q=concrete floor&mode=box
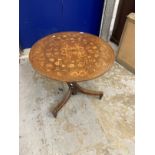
[19,47,134,155]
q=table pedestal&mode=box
[51,82,103,117]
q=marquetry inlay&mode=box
[29,32,115,82]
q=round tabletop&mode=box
[29,32,115,82]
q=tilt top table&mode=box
[29,32,115,117]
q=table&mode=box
[29,32,115,117]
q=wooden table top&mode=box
[29,32,115,82]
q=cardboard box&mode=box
[117,13,135,73]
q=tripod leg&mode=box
[75,83,103,99]
[51,87,72,117]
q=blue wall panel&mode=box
[20,0,104,48]
[62,0,104,35]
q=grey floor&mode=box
[19,43,134,155]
